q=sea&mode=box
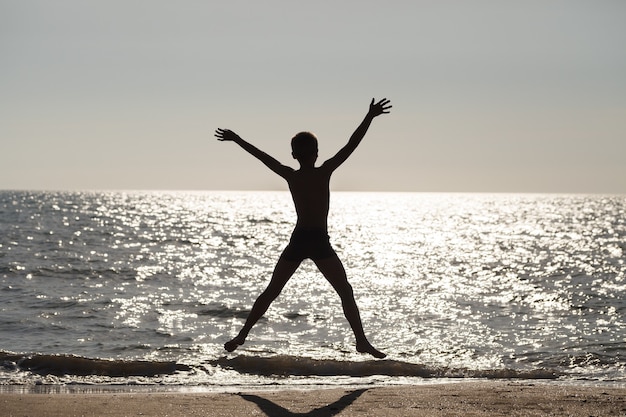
[1,190,624,391]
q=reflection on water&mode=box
[0,191,624,385]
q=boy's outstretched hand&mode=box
[215,128,241,142]
[368,98,392,118]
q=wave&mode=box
[2,351,559,381]
[208,355,560,380]
[0,352,189,377]
[197,305,252,319]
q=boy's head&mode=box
[291,131,318,162]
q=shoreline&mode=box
[1,378,625,395]
[1,381,625,417]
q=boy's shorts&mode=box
[280,227,336,261]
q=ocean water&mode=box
[0,190,624,389]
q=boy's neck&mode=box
[297,157,317,170]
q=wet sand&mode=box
[1,382,625,416]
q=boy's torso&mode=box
[286,166,332,230]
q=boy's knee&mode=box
[336,282,354,297]
[260,288,281,302]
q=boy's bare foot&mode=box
[224,335,245,352]
[356,341,386,359]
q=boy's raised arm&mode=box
[323,98,391,172]
[215,128,293,179]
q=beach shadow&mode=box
[238,388,368,417]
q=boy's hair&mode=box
[291,131,318,160]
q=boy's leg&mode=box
[224,257,301,352]
[313,255,386,359]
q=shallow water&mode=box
[1,191,624,387]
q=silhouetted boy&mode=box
[215,98,391,358]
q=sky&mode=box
[2,1,625,193]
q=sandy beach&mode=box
[1,382,625,417]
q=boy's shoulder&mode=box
[288,166,331,188]
[290,165,333,179]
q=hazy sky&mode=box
[2,1,625,193]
